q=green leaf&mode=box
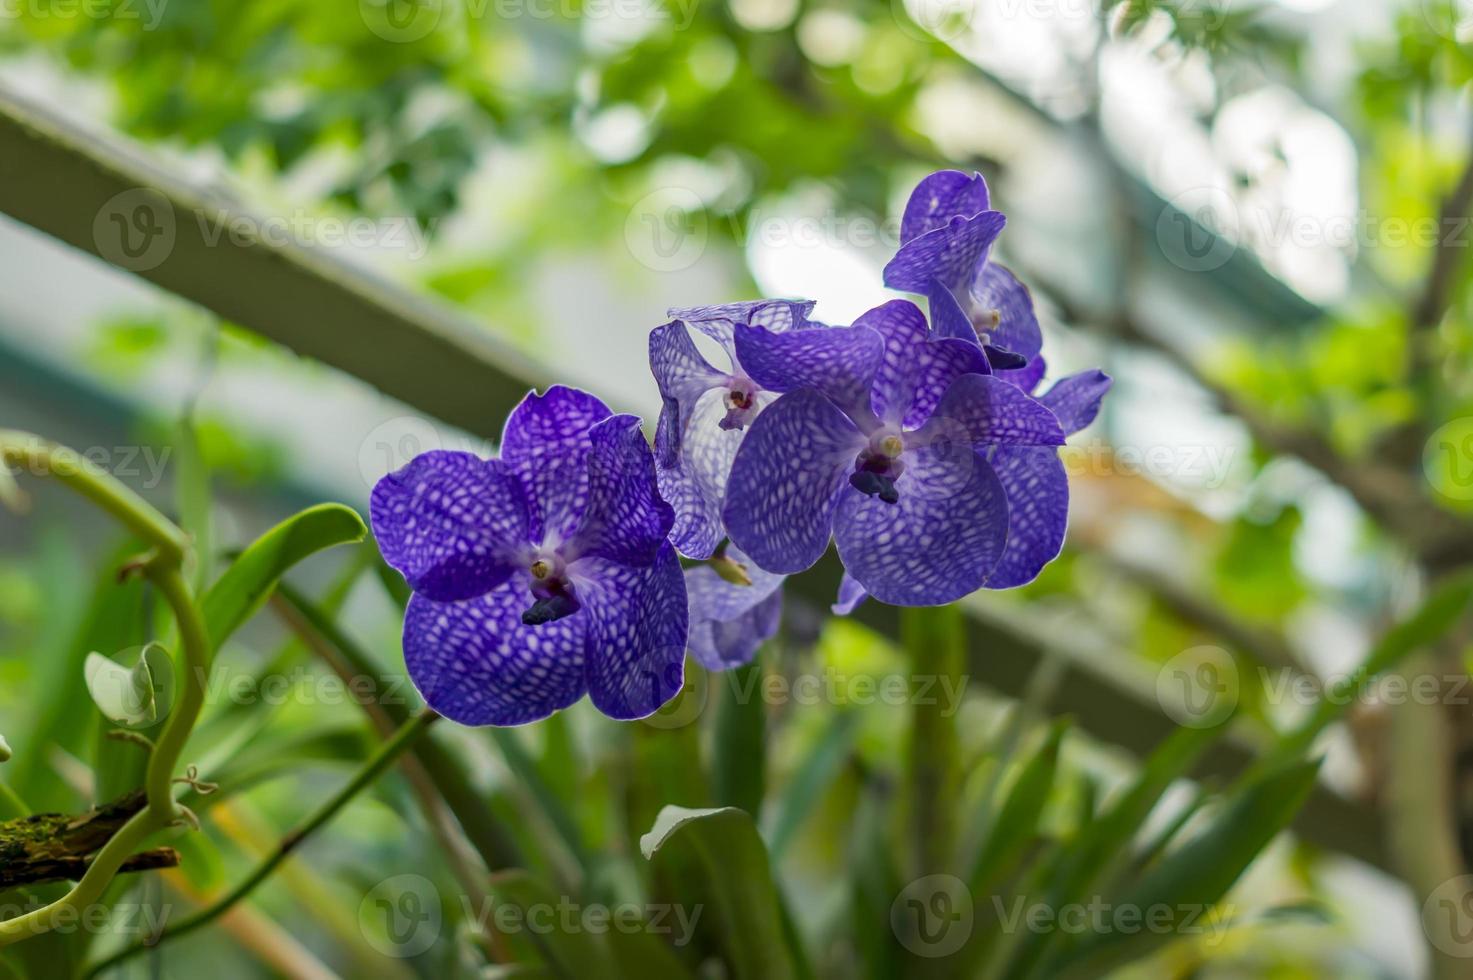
[712,662,765,815]
[1274,571,1473,762]
[487,870,609,978]
[640,806,796,980]
[993,723,1224,979]
[176,416,213,592]
[488,727,591,874]
[12,532,121,812]
[765,711,858,860]
[968,719,1066,897]
[847,784,905,980]
[83,643,173,729]
[201,503,366,649]
[1051,759,1322,977]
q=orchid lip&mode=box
[522,552,580,625]
[851,430,906,504]
[719,377,761,431]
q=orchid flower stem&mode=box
[0,431,206,948]
[903,604,965,879]
[144,565,211,820]
[82,709,440,978]
[0,431,188,563]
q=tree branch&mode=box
[0,790,180,888]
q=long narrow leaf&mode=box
[201,503,365,649]
[640,805,796,980]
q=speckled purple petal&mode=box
[883,210,1006,295]
[724,388,865,574]
[668,299,817,352]
[499,386,613,545]
[833,445,1008,606]
[832,572,869,615]
[855,299,931,424]
[689,589,782,671]
[657,387,754,559]
[574,543,688,720]
[1039,370,1113,436]
[901,338,994,430]
[685,547,786,670]
[926,278,979,344]
[685,546,786,621]
[901,170,991,242]
[650,321,727,466]
[733,322,884,414]
[996,353,1047,394]
[402,582,586,726]
[971,262,1041,359]
[985,447,1069,589]
[371,451,530,602]
[567,415,673,566]
[920,373,1066,449]
[657,456,722,561]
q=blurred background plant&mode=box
[2,0,1473,976]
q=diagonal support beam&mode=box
[0,86,550,433]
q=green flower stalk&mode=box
[0,431,206,947]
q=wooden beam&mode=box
[0,87,551,437]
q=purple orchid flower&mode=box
[650,299,818,559]
[833,365,1112,613]
[370,385,688,726]
[684,546,785,670]
[882,170,1044,387]
[722,299,1068,606]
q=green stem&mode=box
[0,809,156,945]
[272,582,523,870]
[903,604,965,877]
[143,565,210,823]
[83,709,440,978]
[0,431,187,564]
[0,431,207,950]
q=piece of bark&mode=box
[0,790,180,887]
